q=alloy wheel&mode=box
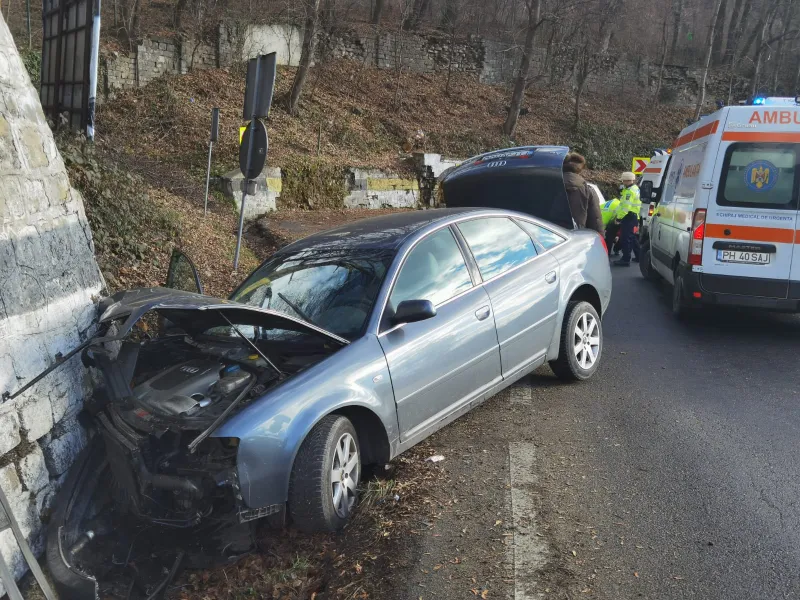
[331,433,359,518]
[573,312,600,370]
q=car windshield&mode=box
[230,249,395,340]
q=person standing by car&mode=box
[613,171,641,266]
[563,153,603,234]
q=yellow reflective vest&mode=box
[615,184,641,220]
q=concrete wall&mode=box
[220,167,282,219]
[0,15,103,593]
[344,168,420,209]
[242,23,302,66]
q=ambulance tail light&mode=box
[688,209,707,266]
[648,203,655,217]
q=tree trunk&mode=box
[654,14,669,101]
[574,75,586,127]
[770,1,795,93]
[739,14,763,60]
[711,0,728,65]
[371,0,385,25]
[695,0,724,121]
[503,0,539,137]
[669,0,684,60]
[288,0,322,116]
[750,19,767,97]
[725,0,747,59]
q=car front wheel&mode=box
[289,415,361,532]
[549,301,603,381]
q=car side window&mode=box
[517,220,566,251]
[389,228,473,309]
[457,218,538,280]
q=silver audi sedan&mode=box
[48,209,611,599]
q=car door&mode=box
[457,217,560,379]
[377,226,502,444]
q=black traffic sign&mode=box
[239,120,268,180]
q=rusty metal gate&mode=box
[40,0,94,130]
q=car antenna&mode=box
[216,311,284,378]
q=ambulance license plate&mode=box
[716,250,770,264]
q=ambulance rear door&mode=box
[700,107,800,299]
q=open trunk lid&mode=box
[439,146,573,229]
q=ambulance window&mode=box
[640,180,653,201]
[718,144,797,209]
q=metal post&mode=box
[234,57,262,271]
[203,141,213,215]
[86,0,102,141]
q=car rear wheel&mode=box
[549,301,603,381]
[672,270,691,318]
[640,249,660,281]
[289,415,361,532]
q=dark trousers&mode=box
[605,222,621,254]
[619,212,640,262]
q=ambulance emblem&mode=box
[745,160,778,192]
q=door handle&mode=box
[475,306,490,321]
[545,271,557,284]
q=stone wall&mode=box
[99,20,725,107]
[0,15,103,593]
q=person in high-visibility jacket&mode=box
[601,198,621,256]
[612,172,642,266]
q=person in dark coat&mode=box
[563,153,603,234]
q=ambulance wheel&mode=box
[672,271,691,318]
[550,301,603,382]
[639,249,659,281]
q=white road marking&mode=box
[509,440,548,600]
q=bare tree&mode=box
[669,0,685,60]
[288,0,322,116]
[654,11,669,101]
[371,0,385,24]
[503,0,543,137]
[695,0,725,121]
[572,37,616,127]
[711,0,729,64]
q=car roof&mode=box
[276,208,485,254]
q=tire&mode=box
[288,415,361,532]
[672,270,691,318]
[549,301,603,382]
[639,249,660,281]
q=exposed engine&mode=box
[91,335,286,528]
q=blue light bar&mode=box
[753,97,766,105]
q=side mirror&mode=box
[392,299,436,325]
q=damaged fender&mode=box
[214,334,399,509]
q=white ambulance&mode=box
[640,96,800,316]
[637,149,671,244]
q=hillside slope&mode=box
[97,59,692,197]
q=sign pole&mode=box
[233,60,262,272]
[203,141,213,215]
[86,0,102,141]
[204,107,219,216]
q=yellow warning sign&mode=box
[632,157,650,175]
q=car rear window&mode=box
[458,218,538,280]
[718,144,798,210]
[516,220,566,250]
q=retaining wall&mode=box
[0,14,103,593]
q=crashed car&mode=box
[46,204,611,597]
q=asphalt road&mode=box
[527,264,800,599]
[389,264,800,600]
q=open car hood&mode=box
[98,287,350,345]
[439,146,574,229]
